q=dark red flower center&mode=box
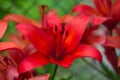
[48,24,68,61]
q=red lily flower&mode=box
[16,11,102,73]
[0,39,47,80]
[72,0,120,73]
[0,54,49,80]
[0,42,24,80]
[72,0,120,31]
[0,20,49,80]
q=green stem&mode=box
[82,59,110,79]
[51,64,58,80]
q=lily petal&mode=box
[0,42,23,52]
[93,0,111,16]
[72,44,102,63]
[72,4,100,15]
[118,57,120,67]
[113,26,120,35]
[16,24,52,56]
[18,52,49,73]
[104,47,117,72]
[0,42,24,64]
[81,27,106,45]
[0,20,7,39]
[92,16,109,26]
[7,33,29,48]
[4,14,40,27]
[63,15,90,53]
[60,14,74,23]
[43,10,61,32]
[105,36,120,49]
[112,0,120,21]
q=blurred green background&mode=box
[0,0,110,80]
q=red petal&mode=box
[4,14,40,27]
[104,47,117,72]
[92,16,109,26]
[49,55,74,68]
[0,42,24,64]
[72,44,102,63]
[81,27,106,45]
[60,14,74,23]
[18,52,49,73]
[7,33,29,48]
[118,57,120,67]
[0,20,7,39]
[43,10,61,32]
[104,36,120,49]
[16,24,52,56]
[63,15,90,53]
[44,11,63,45]
[23,44,37,56]
[72,4,100,15]
[93,0,111,16]
[112,0,120,21]
[29,74,49,80]
[113,26,120,35]
[6,66,19,80]
[0,42,23,52]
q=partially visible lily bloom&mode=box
[0,20,49,80]
[16,10,102,73]
[72,0,120,73]
[0,22,23,79]
[0,20,19,80]
[0,54,49,80]
[0,42,49,80]
[72,0,120,31]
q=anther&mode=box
[60,31,64,34]
[62,23,65,28]
[61,23,65,31]
[55,25,58,32]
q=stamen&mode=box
[59,23,66,35]
[61,24,65,31]
[65,31,68,37]
[3,57,9,65]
